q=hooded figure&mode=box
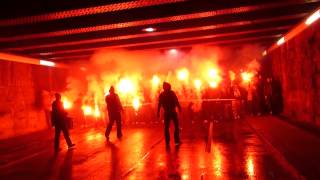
[157,82,182,146]
[105,86,123,140]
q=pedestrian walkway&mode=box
[247,115,320,180]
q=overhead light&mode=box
[40,60,55,67]
[305,10,320,25]
[168,48,178,54]
[262,50,267,56]
[143,27,156,32]
[277,37,285,46]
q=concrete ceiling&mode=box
[0,0,319,62]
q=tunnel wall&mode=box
[269,21,320,126]
[0,60,68,140]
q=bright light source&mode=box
[93,106,101,117]
[305,10,320,25]
[62,98,72,109]
[104,91,110,97]
[241,72,254,83]
[143,27,156,32]
[168,48,178,55]
[39,60,55,67]
[177,68,189,81]
[151,75,160,87]
[208,68,218,78]
[262,50,267,56]
[117,78,134,95]
[209,81,218,88]
[132,97,141,111]
[82,106,92,116]
[194,79,202,90]
[80,67,87,71]
[277,37,285,46]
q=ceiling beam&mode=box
[0,1,315,42]
[34,35,278,60]
[0,0,186,27]
[2,13,303,52]
[25,26,291,55]
[30,30,283,57]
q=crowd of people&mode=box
[50,74,283,151]
[180,75,284,126]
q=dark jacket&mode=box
[51,100,67,127]
[157,90,181,114]
[105,93,123,115]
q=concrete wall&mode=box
[0,60,67,139]
[269,21,320,126]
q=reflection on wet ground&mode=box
[0,120,296,179]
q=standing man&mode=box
[157,82,182,146]
[51,93,75,152]
[105,86,123,140]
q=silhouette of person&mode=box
[157,82,182,146]
[105,86,123,140]
[51,93,75,151]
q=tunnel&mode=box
[0,0,320,179]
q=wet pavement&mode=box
[248,116,320,180]
[0,119,299,179]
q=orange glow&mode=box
[62,97,72,109]
[158,162,165,167]
[209,81,218,88]
[131,132,143,155]
[80,67,87,71]
[86,134,94,141]
[82,105,93,116]
[241,72,254,83]
[168,48,178,55]
[56,46,273,131]
[86,133,103,142]
[181,174,190,180]
[208,68,218,78]
[206,67,222,87]
[117,78,135,95]
[229,71,236,81]
[132,97,141,111]
[115,76,143,110]
[213,145,222,177]
[194,79,202,90]
[177,68,189,81]
[262,50,267,56]
[151,75,160,87]
[246,155,255,177]
[93,105,101,117]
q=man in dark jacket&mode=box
[105,86,123,140]
[157,82,182,146]
[51,93,75,151]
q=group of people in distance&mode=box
[51,81,182,152]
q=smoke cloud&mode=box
[63,44,264,110]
